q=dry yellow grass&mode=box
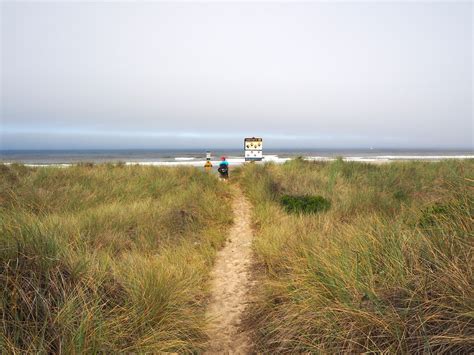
[236,159,473,353]
[0,163,232,353]
[2,160,472,353]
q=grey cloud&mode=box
[1,1,472,149]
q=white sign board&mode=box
[244,137,263,161]
[245,150,263,159]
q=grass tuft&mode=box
[237,159,474,353]
[0,163,232,353]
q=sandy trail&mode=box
[205,185,254,354]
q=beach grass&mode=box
[0,163,232,353]
[236,159,473,353]
[2,159,472,353]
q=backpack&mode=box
[218,164,228,174]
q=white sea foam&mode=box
[126,160,207,167]
[19,163,72,168]
[305,155,473,163]
[375,155,473,160]
[6,154,472,168]
[263,155,291,163]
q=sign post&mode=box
[244,137,263,162]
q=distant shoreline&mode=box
[1,154,473,167]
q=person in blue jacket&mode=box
[217,156,229,180]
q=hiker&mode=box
[217,156,229,180]
[204,160,213,172]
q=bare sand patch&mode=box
[205,186,254,354]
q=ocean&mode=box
[0,149,472,166]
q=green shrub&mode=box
[280,194,331,214]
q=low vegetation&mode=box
[0,163,232,353]
[2,159,472,353]
[237,159,473,353]
[280,194,331,214]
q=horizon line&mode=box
[1,147,473,152]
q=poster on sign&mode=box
[244,137,263,161]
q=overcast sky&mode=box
[1,1,472,150]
